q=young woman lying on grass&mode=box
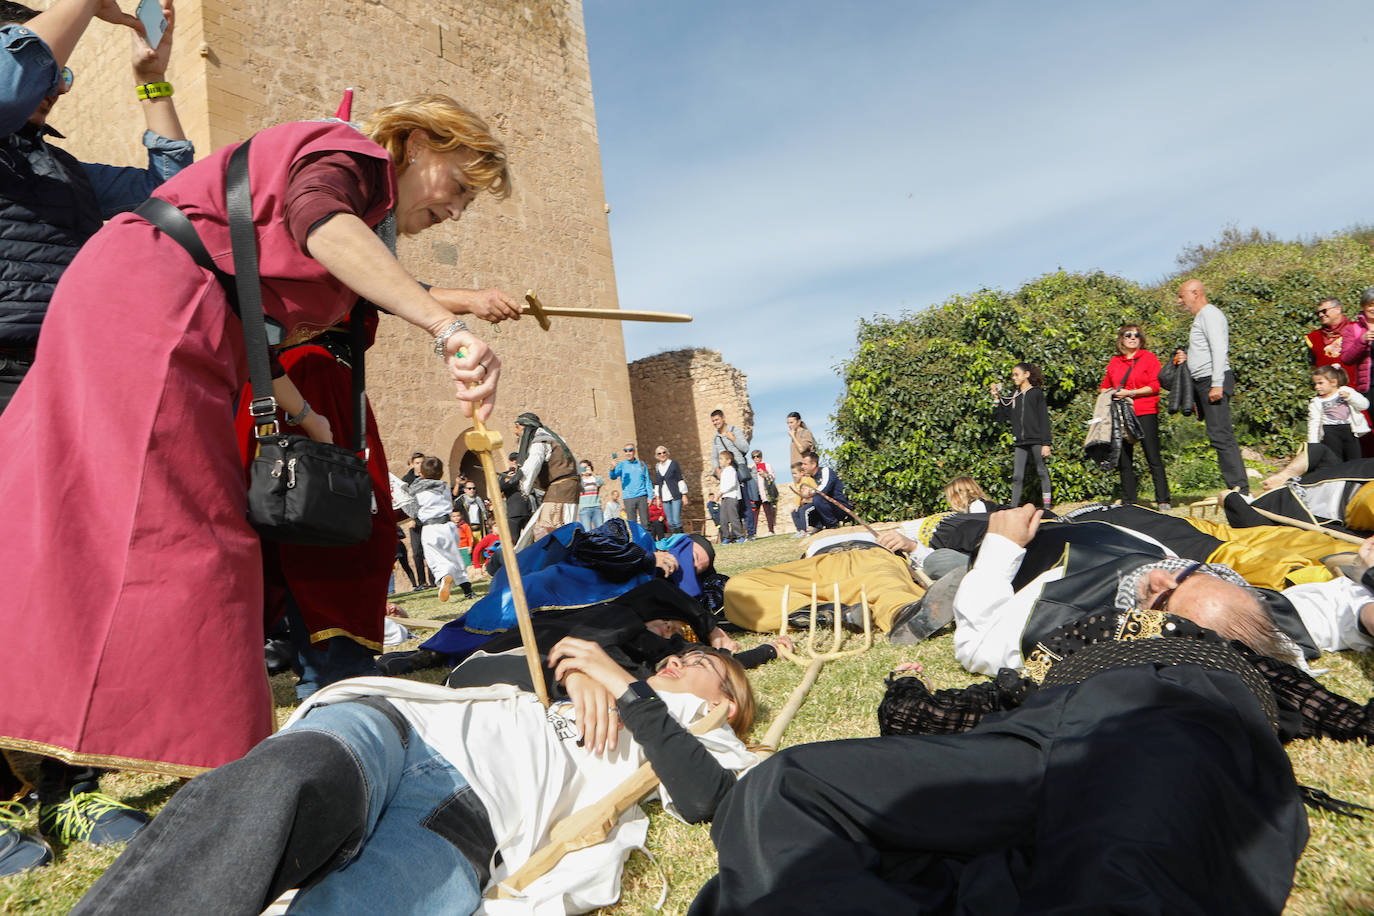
[70,638,757,915]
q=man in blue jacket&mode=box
[0,0,193,413]
[610,442,652,530]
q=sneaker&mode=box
[1156,502,1172,511]
[0,804,52,876]
[375,647,446,676]
[460,581,473,599]
[39,785,148,846]
[439,574,453,602]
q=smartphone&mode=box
[135,0,167,50]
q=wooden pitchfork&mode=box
[758,582,873,753]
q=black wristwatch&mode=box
[618,680,657,707]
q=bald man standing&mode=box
[1172,279,1248,493]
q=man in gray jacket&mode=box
[1172,279,1248,494]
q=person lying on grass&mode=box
[880,503,1373,665]
[70,638,757,916]
[384,517,736,673]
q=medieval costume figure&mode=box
[385,519,725,670]
[0,101,504,777]
[690,643,1308,916]
[72,640,757,916]
[512,412,581,548]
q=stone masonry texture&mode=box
[52,0,637,502]
[626,348,798,535]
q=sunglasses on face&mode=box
[1122,331,1141,339]
[1318,306,1338,315]
[1149,561,1208,612]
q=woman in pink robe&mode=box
[0,96,514,777]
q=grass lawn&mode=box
[3,532,1374,915]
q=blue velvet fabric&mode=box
[421,519,688,662]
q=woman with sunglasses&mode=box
[1100,324,1171,510]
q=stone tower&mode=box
[626,348,756,532]
[54,0,635,497]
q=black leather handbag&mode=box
[137,139,373,546]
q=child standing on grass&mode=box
[717,451,745,543]
[1307,365,1369,461]
[406,457,473,602]
[991,362,1053,509]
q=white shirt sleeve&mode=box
[1308,396,1324,442]
[951,533,1061,675]
[519,441,551,496]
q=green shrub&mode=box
[833,232,1374,518]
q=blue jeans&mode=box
[663,498,683,532]
[741,477,759,536]
[284,593,378,701]
[72,701,489,916]
[579,505,605,531]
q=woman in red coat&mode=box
[0,96,514,796]
[1099,323,1171,509]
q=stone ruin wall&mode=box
[56,0,636,500]
[627,348,801,536]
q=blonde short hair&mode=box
[361,94,511,199]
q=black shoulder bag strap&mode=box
[225,140,366,454]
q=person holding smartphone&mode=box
[0,0,192,413]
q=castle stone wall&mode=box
[629,348,779,534]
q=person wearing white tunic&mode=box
[70,639,756,916]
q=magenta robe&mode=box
[0,121,396,776]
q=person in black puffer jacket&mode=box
[990,361,1053,509]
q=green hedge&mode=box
[833,235,1374,519]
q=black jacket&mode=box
[651,459,686,500]
[0,123,103,346]
[995,387,1052,446]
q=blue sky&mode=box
[583,0,1374,472]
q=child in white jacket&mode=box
[1308,365,1370,461]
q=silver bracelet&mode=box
[433,318,470,360]
[284,401,313,426]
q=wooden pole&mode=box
[463,412,550,707]
[1250,505,1367,546]
[759,659,824,753]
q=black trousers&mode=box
[1119,412,1171,503]
[408,524,434,586]
[1319,424,1361,462]
[690,664,1306,916]
[1191,373,1248,492]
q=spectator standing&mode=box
[750,449,778,535]
[717,451,745,543]
[788,463,814,535]
[458,480,487,539]
[711,409,757,536]
[0,0,193,414]
[990,362,1053,509]
[1172,279,1248,493]
[498,451,532,542]
[1307,365,1369,461]
[609,442,652,529]
[1099,324,1171,510]
[603,487,623,521]
[785,411,816,467]
[577,459,604,531]
[1306,297,1364,384]
[652,444,688,534]
[1352,288,1374,399]
[706,491,721,528]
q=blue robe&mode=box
[421,519,703,662]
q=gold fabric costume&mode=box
[723,548,923,633]
[1186,517,1345,589]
